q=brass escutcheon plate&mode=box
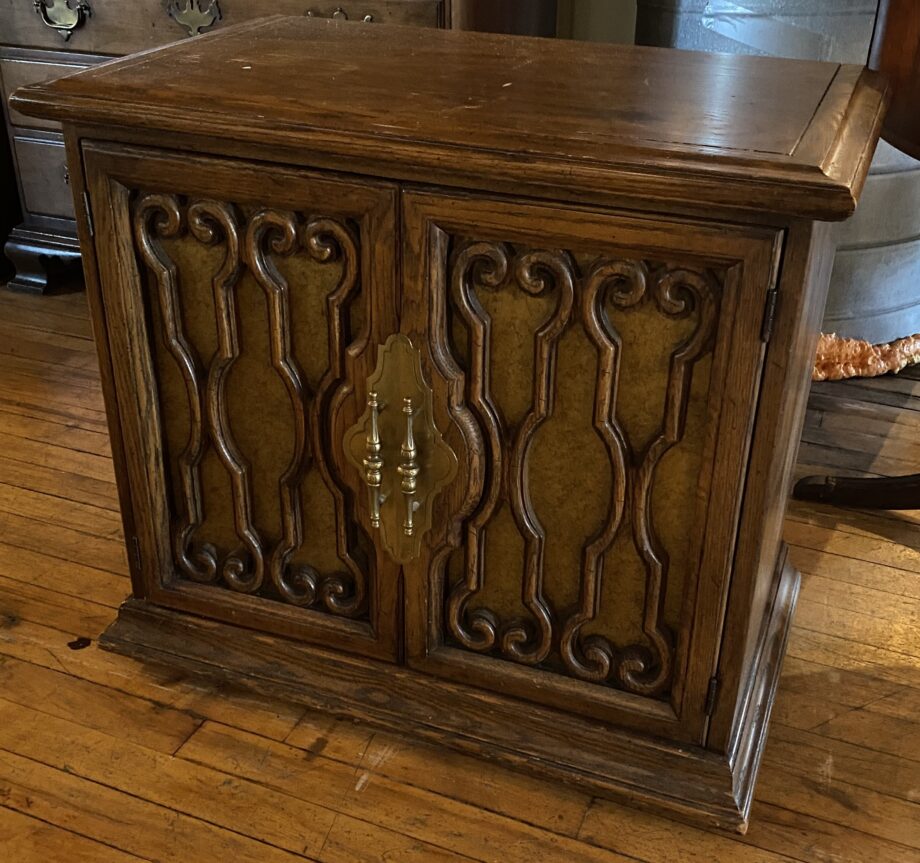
[344,334,457,563]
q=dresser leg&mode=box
[4,228,82,295]
[794,472,920,510]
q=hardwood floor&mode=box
[0,287,918,862]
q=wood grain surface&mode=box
[10,16,888,220]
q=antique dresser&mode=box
[2,0,510,292]
[11,18,885,830]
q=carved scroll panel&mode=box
[438,238,722,699]
[134,192,372,620]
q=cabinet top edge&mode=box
[10,16,888,221]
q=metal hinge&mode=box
[760,287,779,342]
[131,535,141,572]
[82,191,94,237]
[705,676,720,716]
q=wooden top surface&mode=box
[11,16,888,220]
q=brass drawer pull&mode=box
[33,0,92,42]
[306,8,375,22]
[168,0,222,37]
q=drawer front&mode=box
[1,1,442,54]
[13,131,73,218]
[1,49,102,130]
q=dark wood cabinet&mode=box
[11,17,885,831]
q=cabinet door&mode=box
[400,191,782,742]
[83,143,400,660]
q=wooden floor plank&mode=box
[788,544,920,600]
[0,747,318,863]
[0,367,107,413]
[793,596,920,660]
[813,706,920,765]
[0,805,148,863]
[753,756,920,851]
[0,542,129,609]
[784,520,920,572]
[578,801,803,863]
[764,723,920,803]
[742,804,920,863]
[0,510,128,576]
[177,721,637,863]
[0,698,474,863]
[786,627,920,689]
[0,576,125,639]
[284,712,592,837]
[769,655,904,731]
[0,615,306,743]
[0,290,95,339]
[800,424,920,465]
[0,657,201,754]
[806,391,920,429]
[0,407,112,457]
[0,454,120,511]
[0,482,124,540]
[0,429,116,483]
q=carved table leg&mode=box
[793,472,920,510]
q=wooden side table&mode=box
[11,17,885,830]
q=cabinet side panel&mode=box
[709,220,834,754]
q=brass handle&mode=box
[33,0,92,42]
[397,398,420,537]
[344,335,457,563]
[306,8,374,21]
[168,0,222,37]
[362,391,385,528]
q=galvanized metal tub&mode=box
[636,0,920,346]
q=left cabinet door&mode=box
[83,142,401,661]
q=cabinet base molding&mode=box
[3,224,81,294]
[100,559,799,832]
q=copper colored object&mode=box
[813,331,920,381]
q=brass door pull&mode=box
[362,391,385,528]
[398,398,420,537]
[33,0,91,42]
[345,335,457,563]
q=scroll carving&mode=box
[133,194,368,615]
[446,242,507,653]
[191,200,265,594]
[558,259,644,682]
[442,239,720,698]
[502,251,575,665]
[446,242,576,666]
[245,210,315,604]
[302,217,368,616]
[134,194,218,586]
[615,267,717,696]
